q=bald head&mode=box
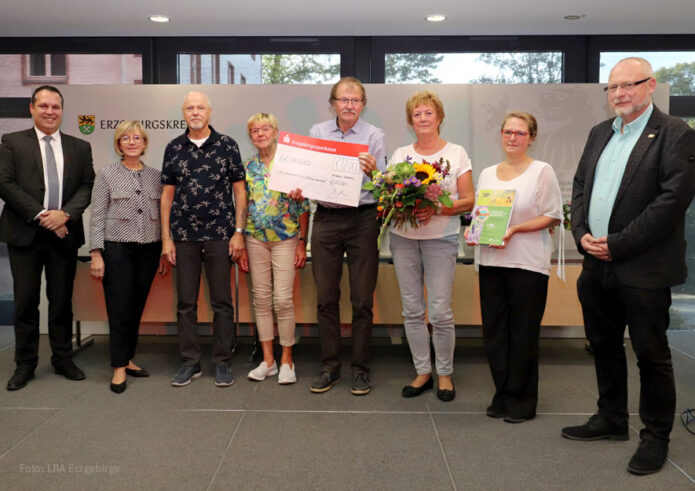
[610,57,653,80]
[183,91,211,109]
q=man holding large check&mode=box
[288,76,386,396]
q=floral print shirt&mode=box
[161,126,245,241]
[244,154,310,242]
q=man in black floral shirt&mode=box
[161,91,246,388]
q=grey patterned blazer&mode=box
[89,161,162,250]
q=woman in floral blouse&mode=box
[239,113,310,384]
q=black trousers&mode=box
[311,204,379,375]
[577,263,675,443]
[175,240,235,366]
[8,229,78,367]
[479,265,549,419]
[102,241,161,368]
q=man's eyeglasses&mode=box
[603,77,652,93]
[334,97,363,106]
[502,130,529,138]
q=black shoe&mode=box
[561,414,629,441]
[309,371,340,393]
[504,414,534,424]
[7,366,35,391]
[437,384,456,402]
[486,403,505,419]
[351,373,372,396]
[110,381,127,394]
[402,377,434,398]
[627,439,668,475]
[53,360,86,381]
[125,367,149,378]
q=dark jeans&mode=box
[577,263,675,443]
[8,229,77,367]
[479,265,549,419]
[102,241,161,368]
[175,240,235,366]
[311,204,379,376]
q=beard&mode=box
[611,98,649,120]
[187,119,206,131]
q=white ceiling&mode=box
[2,0,695,37]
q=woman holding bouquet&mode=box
[238,113,310,385]
[390,91,474,401]
[466,112,562,422]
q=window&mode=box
[228,62,235,84]
[385,52,564,84]
[599,51,695,96]
[177,54,340,84]
[0,53,144,135]
[24,54,67,83]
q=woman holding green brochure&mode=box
[466,111,563,423]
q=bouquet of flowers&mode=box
[363,156,453,248]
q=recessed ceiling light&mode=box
[426,14,447,22]
[563,14,586,20]
[148,15,170,23]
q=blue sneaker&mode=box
[171,364,201,387]
[214,364,235,387]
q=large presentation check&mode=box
[268,131,368,207]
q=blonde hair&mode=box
[405,91,445,133]
[501,111,538,140]
[246,112,279,139]
[113,120,148,156]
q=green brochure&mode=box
[468,189,516,246]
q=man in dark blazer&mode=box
[0,85,95,390]
[562,58,695,475]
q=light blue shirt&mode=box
[588,104,654,238]
[309,117,386,207]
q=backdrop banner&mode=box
[58,82,669,253]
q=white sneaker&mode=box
[247,361,278,381]
[278,363,297,385]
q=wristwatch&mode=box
[298,237,307,242]
[235,227,245,234]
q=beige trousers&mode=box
[246,236,298,346]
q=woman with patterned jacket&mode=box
[89,120,169,394]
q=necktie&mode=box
[43,135,60,210]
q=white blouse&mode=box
[389,142,472,240]
[476,160,563,276]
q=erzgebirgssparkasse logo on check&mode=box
[78,115,95,135]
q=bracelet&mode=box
[298,237,307,242]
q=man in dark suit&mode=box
[0,85,95,390]
[562,58,695,475]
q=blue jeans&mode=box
[390,232,458,376]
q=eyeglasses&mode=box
[250,125,274,135]
[120,135,143,143]
[603,77,652,93]
[334,97,363,106]
[502,130,529,138]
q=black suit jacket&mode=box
[0,128,95,249]
[571,105,695,289]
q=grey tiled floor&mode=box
[0,332,694,490]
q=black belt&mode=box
[316,203,377,214]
